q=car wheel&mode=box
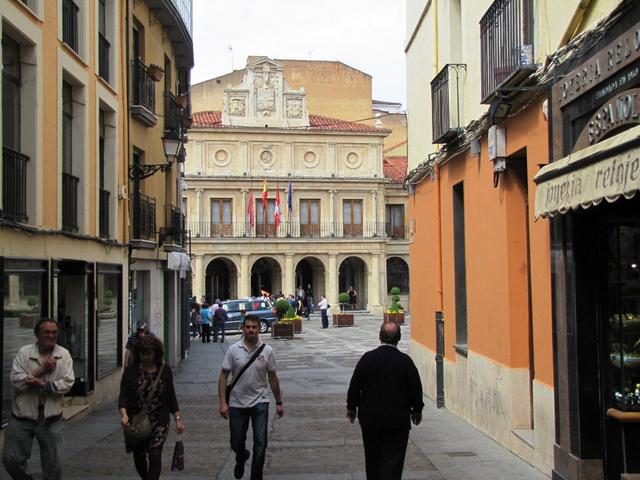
[260,320,269,334]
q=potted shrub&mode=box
[274,298,291,320]
[333,292,355,327]
[384,287,405,324]
[284,307,303,334]
[272,316,294,339]
[147,63,164,82]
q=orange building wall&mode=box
[409,99,554,386]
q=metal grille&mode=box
[1,147,29,223]
[431,64,466,144]
[62,172,79,232]
[99,188,110,238]
[132,193,156,240]
[132,60,155,113]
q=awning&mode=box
[167,252,191,278]
[534,125,640,219]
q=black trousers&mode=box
[360,424,409,480]
[201,324,211,343]
[320,309,328,328]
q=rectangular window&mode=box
[343,199,363,236]
[98,110,109,238]
[62,81,78,232]
[256,199,276,237]
[98,0,109,82]
[2,259,48,425]
[300,199,320,237]
[210,198,232,237]
[453,183,468,349]
[62,0,79,53]
[385,204,405,239]
[2,35,21,151]
[96,264,121,378]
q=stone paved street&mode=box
[19,312,548,479]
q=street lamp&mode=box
[128,131,183,181]
[162,130,182,162]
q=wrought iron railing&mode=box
[62,0,79,53]
[62,172,79,232]
[99,189,110,238]
[131,193,156,241]
[431,64,466,144]
[132,59,155,113]
[162,204,185,245]
[98,33,110,82]
[164,91,182,133]
[187,221,410,240]
[1,147,29,223]
[480,0,534,102]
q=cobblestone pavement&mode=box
[16,312,549,479]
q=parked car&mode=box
[221,298,276,333]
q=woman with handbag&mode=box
[119,335,185,479]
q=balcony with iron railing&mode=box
[131,193,156,241]
[1,147,29,223]
[164,91,183,133]
[99,189,110,238]
[480,0,535,104]
[160,204,185,246]
[98,33,110,82]
[62,172,79,232]
[62,0,79,53]
[187,221,410,240]
[131,59,157,127]
[431,64,466,144]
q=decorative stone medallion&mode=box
[345,152,362,169]
[303,151,319,168]
[213,149,231,167]
[259,150,275,168]
[287,98,303,118]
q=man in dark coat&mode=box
[347,322,424,480]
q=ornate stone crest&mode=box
[287,98,304,119]
[229,97,246,117]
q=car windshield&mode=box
[223,299,271,312]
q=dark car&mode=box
[222,298,276,333]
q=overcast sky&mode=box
[191,0,407,106]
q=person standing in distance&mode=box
[318,294,329,328]
[218,315,284,480]
[347,322,424,480]
[2,319,75,480]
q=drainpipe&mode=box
[559,0,593,47]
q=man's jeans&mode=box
[2,409,64,480]
[229,402,269,480]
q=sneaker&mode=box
[234,449,250,479]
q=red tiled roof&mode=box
[191,111,388,134]
[384,156,408,183]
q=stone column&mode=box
[195,188,203,237]
[328,190,336,237]
[284,253,295,296]
[240,254,250,298]
[370,253,382,314]
[194,255,205,300]
[370,190,378,237]
[328,253,338,306]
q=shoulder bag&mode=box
[123,363,166,445]
[225,344,266,404]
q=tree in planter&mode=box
[338,292,350,312]
[274,298,291,321]
[385,287,405,324]
[27,296,39,311]
[284,306,303,333]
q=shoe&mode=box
[234,449,250,479]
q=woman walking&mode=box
[119,335,185,479]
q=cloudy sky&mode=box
[191,0,407,106]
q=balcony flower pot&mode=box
[182,116,193,129]
[147,64,164,82]
[384,312,405,324]
[272,321,294,339]
[174,94,189,108]
[332,313,354,327]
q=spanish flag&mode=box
[261,180,268,212]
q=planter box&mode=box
[19,313,40,329]
[292,318,302,334]
[384,312,405,324]
[272,322,294,338]
[333,313,354,327]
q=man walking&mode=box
[3,318,75,480]
[213,300,228,343]
[200,303,212,343]
[347,322,423,480]
[318,294,329,328]
[218,315,284,479]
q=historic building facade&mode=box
[184,58,410,313]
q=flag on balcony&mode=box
[274,187,282,229]
[248,191,255,227]
[261,179,268,212]
[286,180,293,213]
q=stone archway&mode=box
[339,256,368,310]
[295,256,326,304]
[251,257,282,298]
[386,257,409,294]
[205,258,238,302]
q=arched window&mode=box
[387,257,409,294]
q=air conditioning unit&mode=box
[488,126,506,173]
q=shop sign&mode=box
[555,21,640,107]
[574,87,640,150]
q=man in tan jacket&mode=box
[2,318,75,480]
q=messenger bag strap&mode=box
[227,343,266,393]
[143,363,166,407]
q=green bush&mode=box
[104,289,114,299]
[284,307,296,319]
[27,296,39,307]
[338,292,350,304]
[388,289,403,313]
[390,286,401,296]
[274,299,291,319]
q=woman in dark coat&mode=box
[119,335,185,479]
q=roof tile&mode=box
[384,156,408,183]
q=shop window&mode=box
[96,264,121,378]
[2,259,48,425]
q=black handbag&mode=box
[171,433,184,471]
[123,363,165,445]
[225,344,266,403]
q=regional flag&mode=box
[261,179,268,212]
[248,191,255,227]
[274,187,282,229]
[286,180,293,213]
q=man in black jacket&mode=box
[347,322,424,480]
